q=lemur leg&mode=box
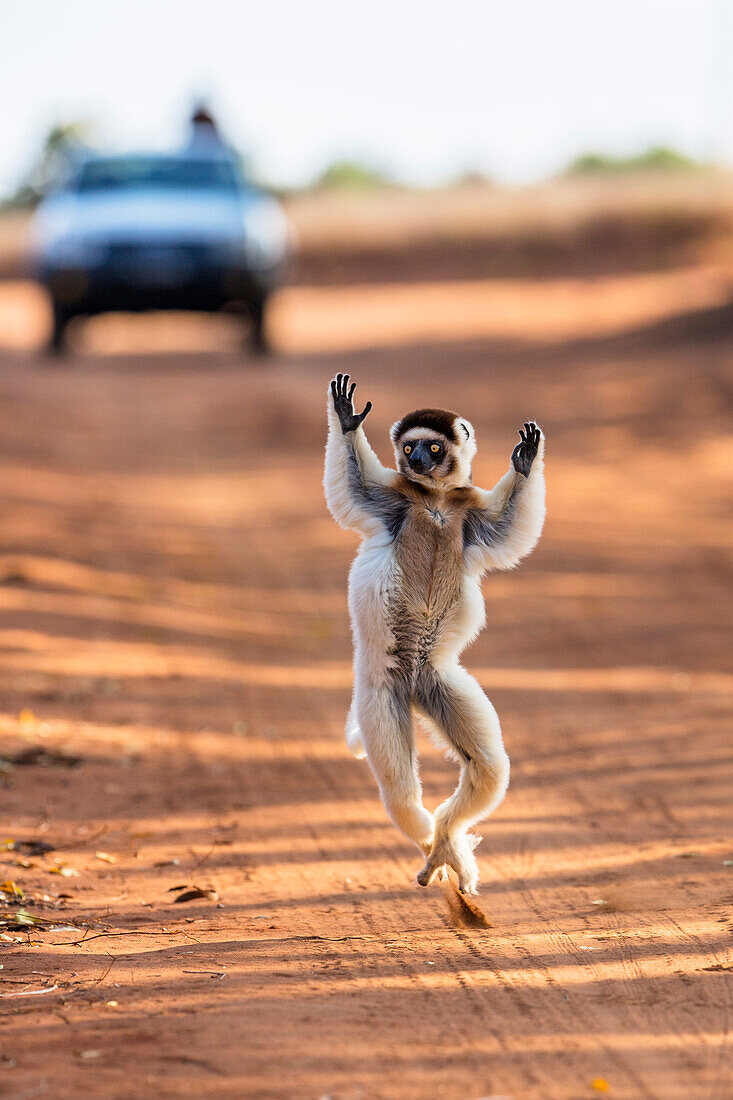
[414,663,510,894]
[345,697,366,759]
[356,677,435,854]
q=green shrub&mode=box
[314,160,394,190]
[567,145,700,175]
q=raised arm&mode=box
[463,422,546,572]
[324,374,406,538]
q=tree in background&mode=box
[3,122,91,209]
[566,145,700,175]
[314,160,394,191]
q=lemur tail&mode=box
[345,703,367,759]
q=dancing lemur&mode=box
[324,374,546,893]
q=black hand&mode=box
[330,373,372,434]
[511,421,541,477]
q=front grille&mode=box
[106,241,220,267]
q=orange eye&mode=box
[403,444,412,454]
[430,444,440,454]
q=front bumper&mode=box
[42,244,277,313]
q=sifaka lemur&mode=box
[324,374,546,893]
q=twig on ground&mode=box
[0,984,59,998]
[87,954,116,988]
[188,844,216,876]
[55,927,201,947]
[66,824,110,850]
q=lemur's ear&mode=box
[456,418,474,442]
[389,420,402,443]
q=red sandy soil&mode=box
[1,264,733,356]
[0,274,731,1100]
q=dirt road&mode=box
[0,282,731,1099]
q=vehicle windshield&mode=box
[74,156,241,195]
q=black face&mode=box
[402,437,445,476]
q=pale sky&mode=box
[1,0,730,194]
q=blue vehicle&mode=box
[32,147,290,354]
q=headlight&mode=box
[45,235,108,266]
[242,201,289,270]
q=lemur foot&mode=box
[418,815,437,858]
[416,853,448,883]
[330,373,372,434]
[511,421,541,477]
[417,831,480,895]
